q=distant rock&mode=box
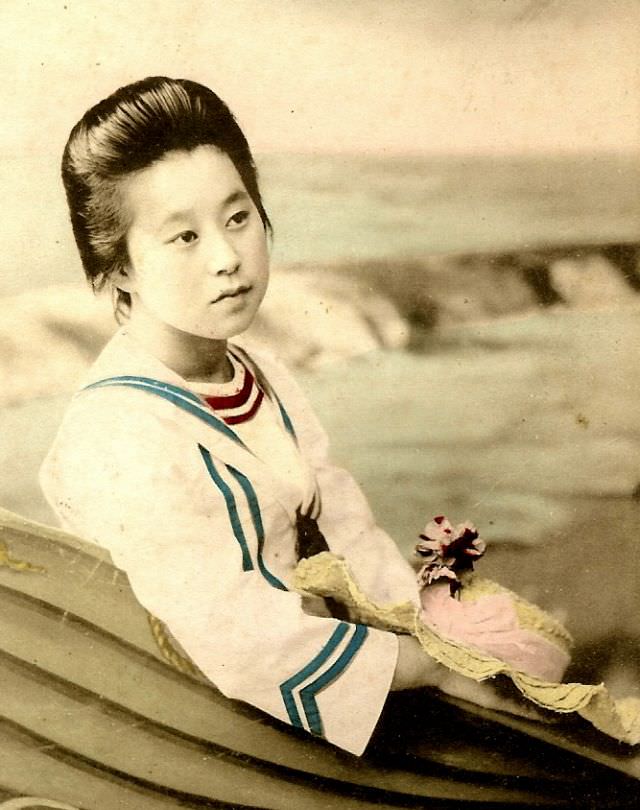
[241,270,409,368]
[0,284,113,407]
[550,254,639,308]
[337,242,640,332]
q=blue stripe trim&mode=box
[276,398,297,441]
[83,375,204,403]
[300,624,369,736]
[83,376,247,448]
[279,622,350,730]
[225,465,288,592]
[198,446,253,572]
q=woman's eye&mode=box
[227,210,250,228]
[173,230,198,245]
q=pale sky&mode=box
[1,0,639,156]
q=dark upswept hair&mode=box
[62,76,271,317]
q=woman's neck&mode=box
[125,308,232,384]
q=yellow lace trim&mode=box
[293,552,640,746]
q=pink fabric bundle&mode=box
[419,583,570,682]
[416,517,570,682]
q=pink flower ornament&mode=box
[415,515,486,595]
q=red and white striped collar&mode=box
[191,349,265,426]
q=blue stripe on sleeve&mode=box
[225,465,288,592]
[198,445,254,572]
[299,624,369,736]
[279,622,350,730]
[82,377,247,448]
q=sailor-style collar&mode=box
[77,329,314,523]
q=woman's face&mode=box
[120,145,269,341]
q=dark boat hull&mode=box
[0,510,637,809]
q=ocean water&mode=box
[1,151,639,297]
[261,152,640,264]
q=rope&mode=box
[146,612,201,678]
[0,536,199,681]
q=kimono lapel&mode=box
[83,374,250,450]
[79,331,305,522]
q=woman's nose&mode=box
[206,233,240,275]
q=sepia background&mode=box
[1,0,640,707]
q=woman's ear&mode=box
[114,264,136,294]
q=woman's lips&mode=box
[211,285,252,304]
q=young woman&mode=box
[41,76,527,756]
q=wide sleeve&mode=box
[39,391,398,756]
[246,348,421,609]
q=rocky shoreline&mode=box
[1,241,638,408]
[311,241,640,338]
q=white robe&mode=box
[40,329,419,755]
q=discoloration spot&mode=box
[0,541,46,574]
[575,413,589,428]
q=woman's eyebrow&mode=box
[157,190,251,230]
[157,209,193,229]
[224,189,251,206]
